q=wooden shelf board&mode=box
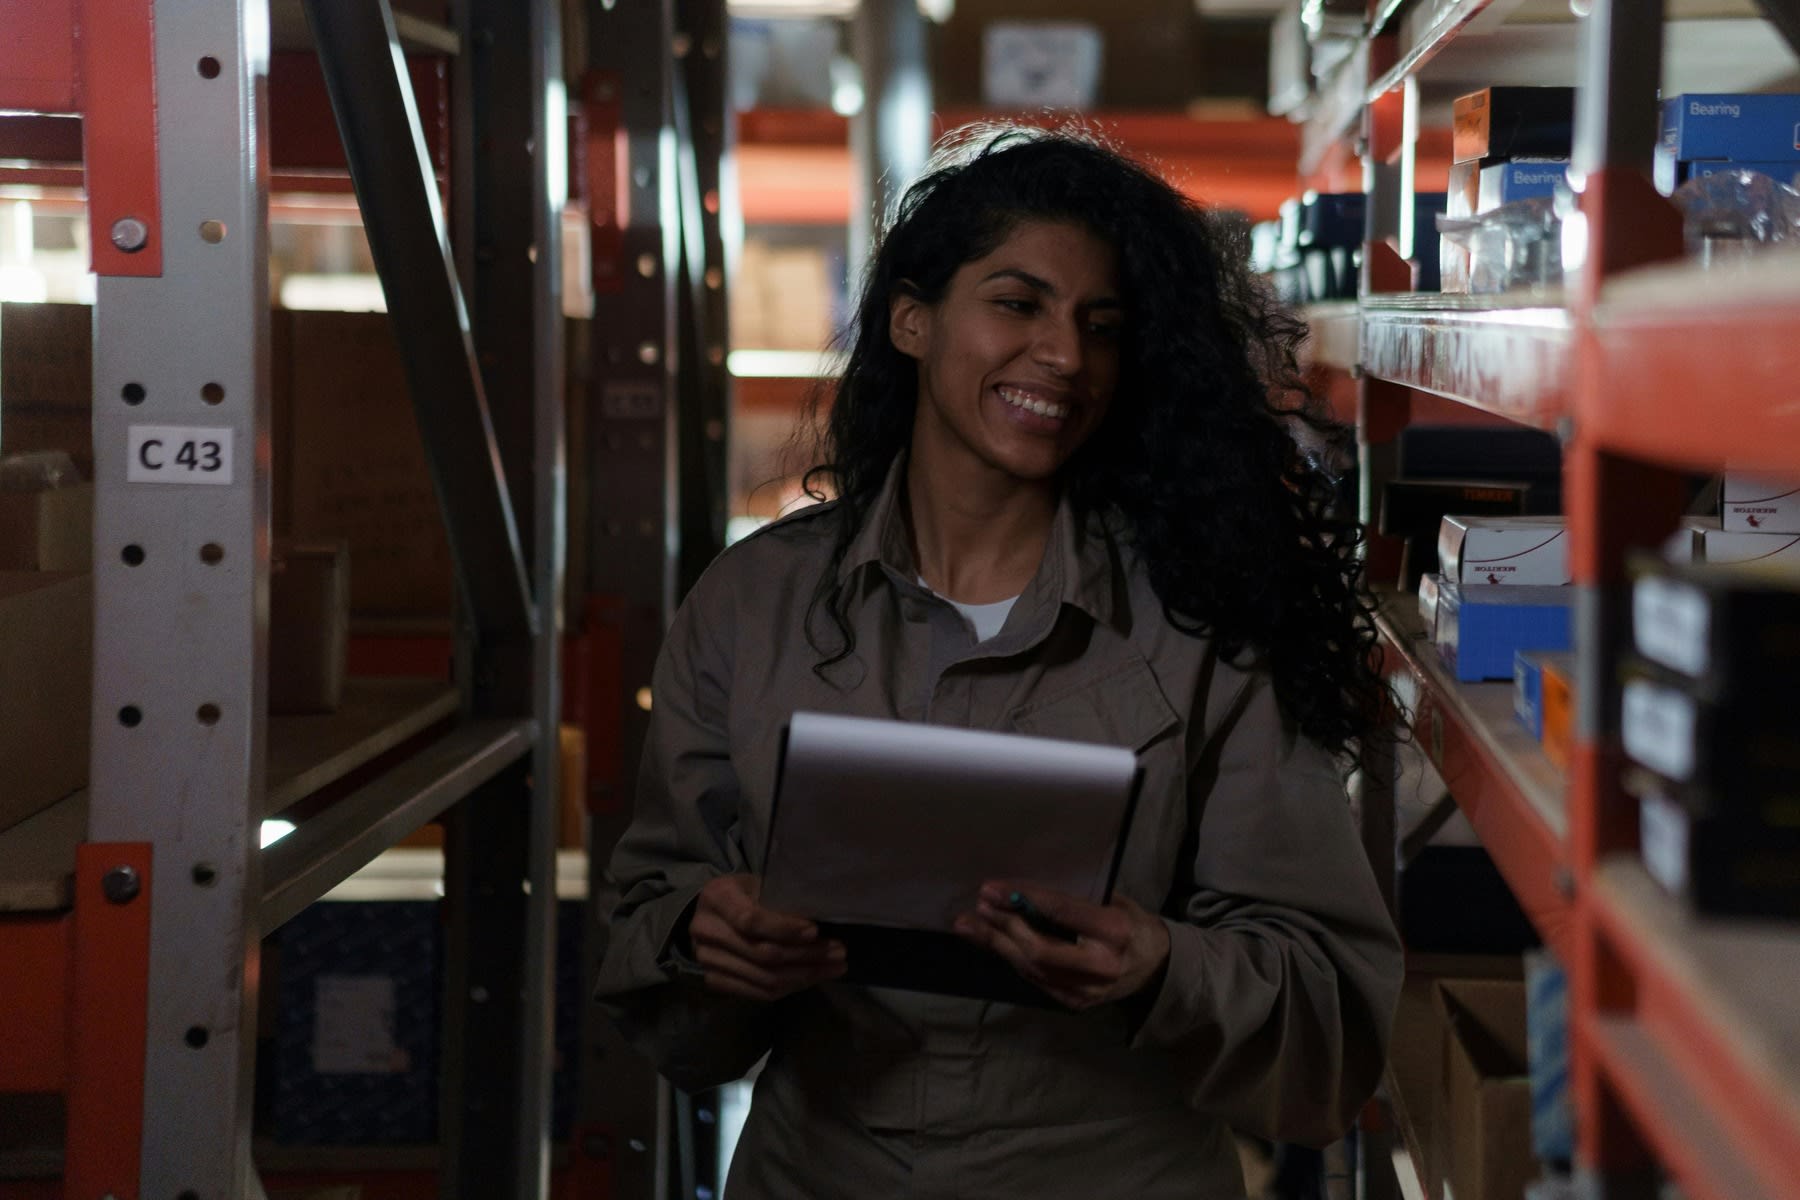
[0,680,459,915]
[1588,859,1800,1199]
[1361,299,1569,430]
[1375,593,1572,956]
[1587,254,1800,474]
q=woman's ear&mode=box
[888,287,929,360]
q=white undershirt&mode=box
[923,582,1020,643]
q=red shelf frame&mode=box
[1360,300,1571,430]
[1373,601,1573,960]
[1584,262,1800,474]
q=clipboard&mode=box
[760,711,1145,1005]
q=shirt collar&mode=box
[836,452,1121,632]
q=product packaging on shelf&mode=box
[1381,479,1534,591]
[1722,472,1800,533]
[1514,650,1546,740]
[1448,158,1569,220]
[1659,93,1800,165]
[1636,784,1800,920]
[1539,653,1575,769]
[1439,515,1570,588]
[1453,87,1576,165]
[1522,950,1574,1166]
[1631,558,1800,695]
[0,571,91,834]
[1435,582,1573,683]
[1419,572,1444,638]
[1620,660,1800,800]
[269,540,350,715]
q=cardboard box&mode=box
[1434,978,1541,1200]
[1436,582,1573,682]
[1381,478,1533,591]
[1660,93,1800,164]
[1453,87,1575,165]
[1540,652,1575,770]
[285,311,455,620]
[1439,515,1569,587]
[270,540,349,715]
[0,480,91,572]
[1722,472,1800,534]
[933,0,1201,110]
[0,302,94,476]
[0,572,91,834]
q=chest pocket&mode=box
[1007,655,1180,753]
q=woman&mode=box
[594,125,1402,1198]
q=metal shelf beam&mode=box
[261,718,532,931]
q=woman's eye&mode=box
[995,297,1037,314]
[1089,322,1123,338]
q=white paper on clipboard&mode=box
[759,711,1141,933]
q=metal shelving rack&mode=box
[1299,2,1800,1198]
[0,0,567,1194]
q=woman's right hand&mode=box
[687,874,847,1003]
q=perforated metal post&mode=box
[579,1,682,1196]
[86,1,270,1193]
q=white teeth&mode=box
[999,387,1068,420]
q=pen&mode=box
[1007,890,1080,944]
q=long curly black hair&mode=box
[800,123,1385,763]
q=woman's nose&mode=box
[1031,315,1081,376]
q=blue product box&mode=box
[1436,581,1573,682]
[1479,159,1568,209]
[1514,650,1546,739]
[271,901,443,1145]
[1524,950,1574,1165]
[268,897,586,1146]
[1660,94,1800,162]
[1689,159,1800,185]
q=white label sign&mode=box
[127,425,234,485]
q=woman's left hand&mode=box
[953,882,1171,1011]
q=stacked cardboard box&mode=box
[1419,513,1574,682]
[0,572,92,833]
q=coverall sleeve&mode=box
[1129,671,1403,1146]
[591,581,775,1092]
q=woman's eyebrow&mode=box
[979,268,1123,309]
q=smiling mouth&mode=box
[997,385,1071,421]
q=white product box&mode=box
[1418,572,1443,639]
[1699,528,1800,569]
[1722,473,1800,534]
[1437,515,1570,586]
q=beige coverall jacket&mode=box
[595,461,1403,1199]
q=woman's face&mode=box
[891,219,1123,486]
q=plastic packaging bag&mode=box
[1672,168,1800,268]
[1437,195,1563,295]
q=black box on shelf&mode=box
[1620,657,1800,803]
[1630,558,1800,701]
[1453,87,1576,166]
[1399,846,1541,956]
[1380,478,1534,591]
[1638,786,1800,920]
